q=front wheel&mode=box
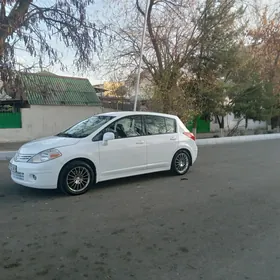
[171,150,191,175]
[58,160,95,195]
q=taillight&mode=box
[183,131,196,141]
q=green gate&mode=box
[0,112,22,128]
[186,117,210,133]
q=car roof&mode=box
[98,111,178,119]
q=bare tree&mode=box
[0,0,105,97]
[102,0,244,121]
[101,0,200,114]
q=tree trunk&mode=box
[277,116,280,132]
[216,115,225,137]
[0,37,5,57]
[192,117,198,138]
[192,127,197,137]
[121,100,123,111]
[156,79,178,114]
[160,89,172,113]
[163,100,169,113]
[267,117,272,131]
[0,36,7,93]
[0,0,32,60]
[245,118,248,129]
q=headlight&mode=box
[28,149,62,163]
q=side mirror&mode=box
[102,132,115,145]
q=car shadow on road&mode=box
[1,171,190,202]
[95,171,172,190]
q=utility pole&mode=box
[133,0,149,111]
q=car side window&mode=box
[165,117,176,133]
[93,116,144,141]
[144,116,167,135]
[144,116,176,135]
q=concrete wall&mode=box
[0,105,112,142]
[210,113,267,132]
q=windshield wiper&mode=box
[56,132,88,138]
[56,133,77,138]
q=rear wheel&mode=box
[58,160,95,195]
[171,150,191,175]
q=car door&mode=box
[144,115,178,170]
[97,115,147,181]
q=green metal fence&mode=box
[0,112,22,128]
[186,117,210,133]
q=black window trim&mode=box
[92,114,145,142]
[92,114,177,141]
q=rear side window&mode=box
[144,115,177,135]
[165,117,176,133]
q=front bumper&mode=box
[9,158,60,189]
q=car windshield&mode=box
[57,115,115,138]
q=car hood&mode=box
[18,136,81,155]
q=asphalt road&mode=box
[1,140,280,280]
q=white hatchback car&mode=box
[9,111,198,195]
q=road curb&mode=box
[196,133,280,146]
[0,133,280,160]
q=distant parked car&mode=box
[9,111,198,195]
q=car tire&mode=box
[171,149,191,175]
[58,160,95,196]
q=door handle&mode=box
[170,136,177,140]
[136,140,145,144]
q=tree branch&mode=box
[7,0,31,33]
[136,0,163,72]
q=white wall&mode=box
[0,105,113,142]
[210,113,267,132]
